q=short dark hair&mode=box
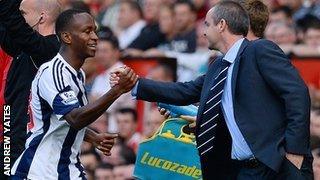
[97,163,114,170]
[97,26,119,49]
[121,0,143,18]
[55,9,87,42]
[156,63,175,81]
[296,14,320,32]
[118,143,136,165]
[272,6,293,18]
[304,16,320,32]
[243,0,269,38]
[212,1,249,36]
[116,108,138,122]
[174,0,197,13]
[81,150,102,163]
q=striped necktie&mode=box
[197,59,231,156]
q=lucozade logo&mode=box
[140,152,202,179]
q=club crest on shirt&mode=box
[59,90,78,105]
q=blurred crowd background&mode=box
[55,0,320,179]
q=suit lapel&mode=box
[231,39,250,101]
[203,58,223,101]
[196,40,250,135]
[197,57,223,127]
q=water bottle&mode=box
[157,103,198,118]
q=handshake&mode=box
[109,66,139,94]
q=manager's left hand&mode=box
[180,115,197,128]
[286,153,304,169]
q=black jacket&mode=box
[0,0,60,164]
[128,23,165,50]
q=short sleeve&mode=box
[51,86,80,120]
[38,68,79,120]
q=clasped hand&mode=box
[109,66,139,93]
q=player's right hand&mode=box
[109,66,126,87]
[110,66,139,93]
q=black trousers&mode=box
[225,156,314,180]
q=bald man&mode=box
[19,0,61,34]
[0,1,113,173]
[0,0,62,168]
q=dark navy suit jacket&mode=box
[136,39,311,178]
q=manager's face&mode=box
[204,9,221,51]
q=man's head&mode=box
[174,0,197,33]
[241,0,269,39]
[55,9,98,59]
[148,64,175,82]
[277,0,303,12]
[113,165,134,180]
[102,142,136,166]
[115,108,138,140]
[95,163,114,180]
[80,151,101,173]
[20,0,61,34]
[304,18,320,47]
[265,22,297,45]
[96,27,120,69]
[159,5,175,35]
[270,6,293,24]
[144,108,165,138]
[118,0,143,29]
[204,1,249,51]
[143,0,162,22]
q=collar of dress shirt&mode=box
[223,38,245,64]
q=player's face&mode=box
[204,9,221,51]
[70,13,98,59]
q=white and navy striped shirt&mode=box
[12,53,88,180]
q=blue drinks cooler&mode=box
[157,103,198,118]
[133,104,202,180]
